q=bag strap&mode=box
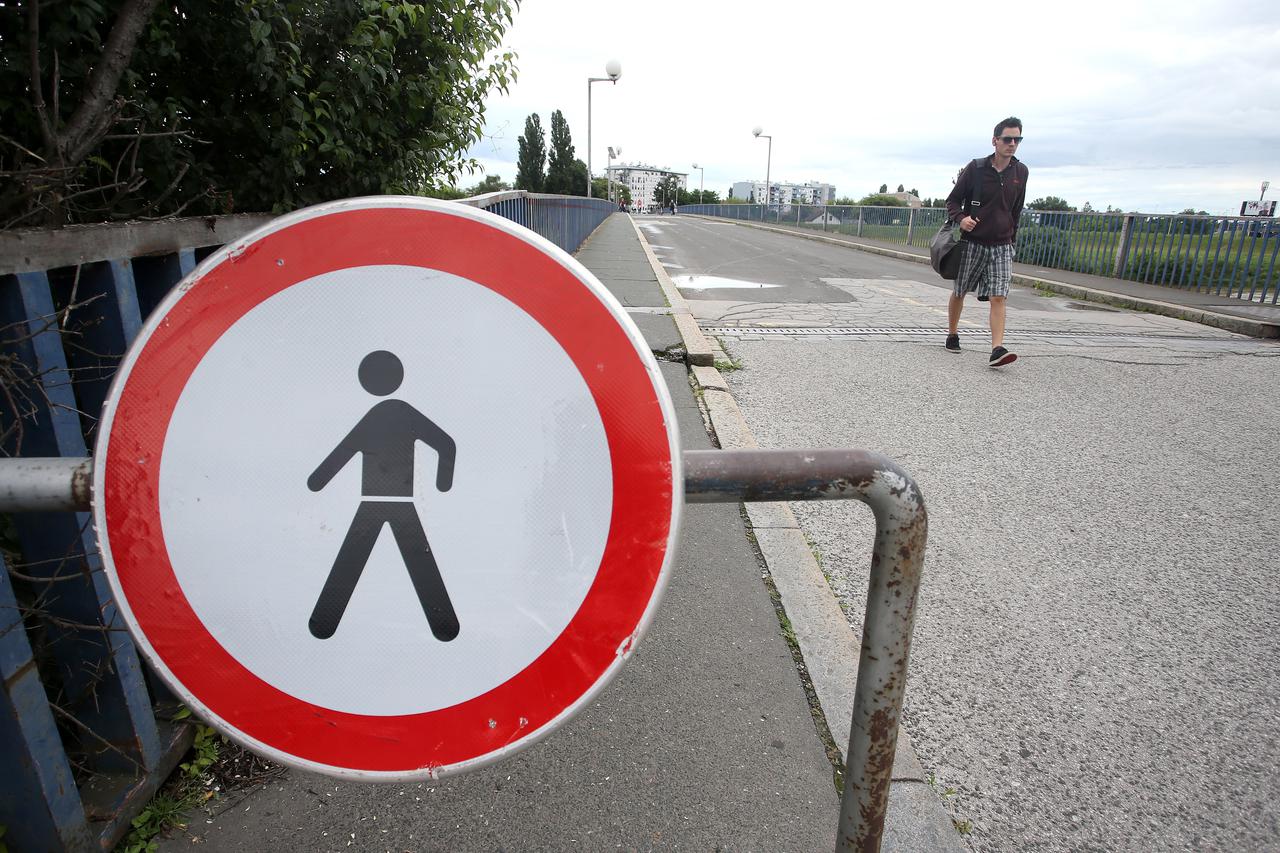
[965,158,984,216]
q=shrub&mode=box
[1016,224,1072,265]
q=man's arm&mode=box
[410,411,456,492]
[307,424,362,491]
[1011,163,1028,239]
[946,163,979,232]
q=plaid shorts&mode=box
[954,241,1014,299]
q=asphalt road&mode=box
[642,215,1280,853]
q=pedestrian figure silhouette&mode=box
[307,351,459,641]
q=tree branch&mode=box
[26,0,59,157]
[60,0,164,166]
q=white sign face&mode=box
[95,197,681,779]
[1240,200,1277,217]
[160,265,612,716]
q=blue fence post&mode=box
[132,249,196,318]
[0,271,162,779]
[52,260,144,444]
[0,554,95,852]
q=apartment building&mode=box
[606,163,688,212]
[730,180,837,206]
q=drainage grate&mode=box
[701,325,1225,340]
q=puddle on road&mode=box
[671,274,781,290]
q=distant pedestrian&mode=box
[944,116,1029,367]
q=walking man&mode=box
[944,117,1028,367]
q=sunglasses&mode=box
[999,135,1024,144]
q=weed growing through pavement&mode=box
[926,772,972,838]
[120,711,220,852]
[714,357,743,372]
[118,708,283,851]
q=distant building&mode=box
[890,192,923,208]
[731,180,836,206]
[606,163,687,213]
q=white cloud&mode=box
[465,0,1280,213]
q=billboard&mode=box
[1240,200,1277,216]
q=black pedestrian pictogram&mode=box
[307,351,459,641]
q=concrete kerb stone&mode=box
[630,218,717,365]
[683,215,1280,340]
[685,356,962,851]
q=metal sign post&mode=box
[683,448,927,852]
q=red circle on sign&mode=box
[95,199,678,777]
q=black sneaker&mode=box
[989,345,1017,367]
[944,333,961,353]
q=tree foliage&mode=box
[878,183,888,194]
[678,188,718,205]
[515,113,546,192]
[2,0,519,227]
[858,193,907,206]
[593,177,629,204]
[653,175,680,208]
[1028,196,1075,211]
[544,109,578,195]
[469,174,511,195]
[896,184,905,193]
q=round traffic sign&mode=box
[93,197,681,779]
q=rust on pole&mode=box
[0,457,92,512]
[684,448,928,853]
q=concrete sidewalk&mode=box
[159,214,963,852]
[692,217,1280,339]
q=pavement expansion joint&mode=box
[701,325,1242,341]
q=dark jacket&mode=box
[946,155,1028,246]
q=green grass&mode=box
[790,217,1278,295]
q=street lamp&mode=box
[691,163,704,204]
[587,60,622,198]
[752,126,772,216]
[608,146,621,204]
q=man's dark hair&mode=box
[994,117,1023,138]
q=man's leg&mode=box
[987,244,1017,366]
[310,503,384,639]
[948,293,965,334]
[387,503,460,642]
[989,296,1006,348]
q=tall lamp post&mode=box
[587,60,622,198]
[692,163,704,204]
[608,146,621,204]
[752,126,772,218]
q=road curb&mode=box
[686,216,1280,340]
[637,221,966,852]
[630,217,716,365]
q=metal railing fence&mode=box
[0,191,615,852]
[462,191,617,254]
[679,204,1280,304]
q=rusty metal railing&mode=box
[1,448,926,852]
[683,448,927,851]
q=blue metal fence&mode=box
[0,192,616,852]
[680,204,1280,305]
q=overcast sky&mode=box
[464,0,1278,214]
